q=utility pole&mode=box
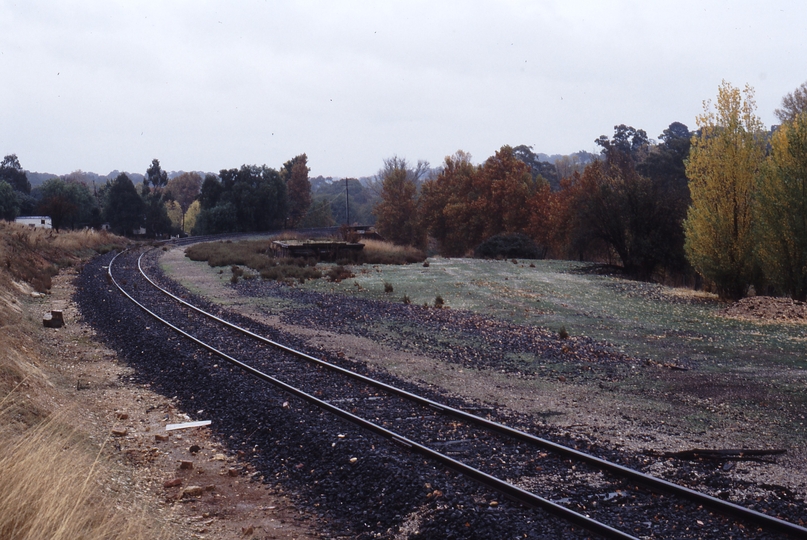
[345,177,350,225]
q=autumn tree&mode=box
[282,154,312,228]
[684,81,766,300]
[420,151,481,256]
[475,146,537,238]
[184,200,201,234]
[373,156,428,248]
[166,172,202,213]
[754,112,807,300]
[775,81,807,124]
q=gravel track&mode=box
[74,247,806,539]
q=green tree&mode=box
[0,180,19,220]
[34,177,97,230]
[145,158,169,189]
[299,199,335,228]
[373,157,427,247]
[283,154,312,228]
[754,112,807,300]
[196,165,287,234]
[198,174,223,210]
[684,81,766,300]
[0,154,30,194]
[104,173,145,235]
[570,124,692,278]
[512,145,559,190]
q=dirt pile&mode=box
[722,296,807,323]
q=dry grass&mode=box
[0,222,126,292]
[0,405,161,540]
[357,239,426,265]
[185,239,270,268]
[0,222,161,540]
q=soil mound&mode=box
[722,296,807,323]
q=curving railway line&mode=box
[78,242,807,539]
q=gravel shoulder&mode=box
[159,246,807,506]
[37,263,321,540]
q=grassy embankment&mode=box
[0,222,162,539]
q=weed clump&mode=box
[558,326,569,339]
[326,265,354,283]
[402,294,411,305]
[434,295,445,309]
[384,282,394,293]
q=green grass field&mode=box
[301,257,806,371]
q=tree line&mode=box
[0,154,321,238]
[373,80,807,301]
[3,79,806,301]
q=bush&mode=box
[384,281,394,293]
[474,233,543,260]
[434,295,445,308]
[326,265,354,283]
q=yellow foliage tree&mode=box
[184,200,201,234]
[684,81,766,300]
[165,200,183,231]
[754,112,807,300]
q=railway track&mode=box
[94,244,807,539]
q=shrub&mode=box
[326,265,354,283]
[402,294,411,304]
[384,281,394,293]
[559,326,569,339]
[474,233,543,260]
[434,295,445,308]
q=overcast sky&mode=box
[2,1,806,179]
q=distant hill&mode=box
[24,170,215,189]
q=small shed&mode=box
[15,216,52,229]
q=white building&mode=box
[15,216,52,229]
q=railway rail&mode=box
[101,243,807,539]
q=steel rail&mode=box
[109,250,639,540]
[136,249,807,538]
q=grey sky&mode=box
[2,0,805,179]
